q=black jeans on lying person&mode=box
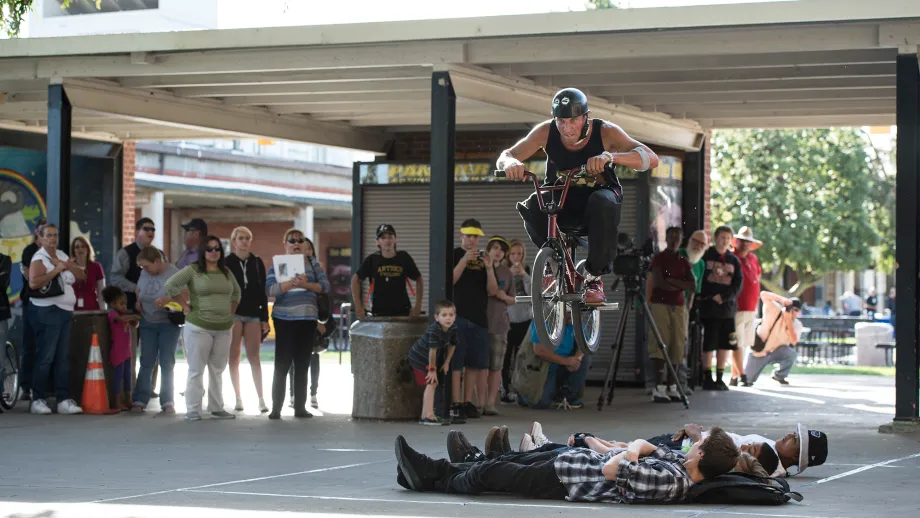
[272,319,317,412]
[439,450,568,499]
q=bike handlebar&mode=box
[494,163,615,179]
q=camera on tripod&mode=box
[612,233,653,278]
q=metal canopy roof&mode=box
[0,0,917,152]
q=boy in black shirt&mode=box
[352,224,423,318]
[699,225,744,391]
[451,219,498,421]
[407,300,457,425]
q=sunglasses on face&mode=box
[205,246,222,253]
[287,238,306,244]
[142,227,156,232]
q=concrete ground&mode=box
[1,357,918,518]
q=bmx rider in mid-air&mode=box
[496,88,660,305]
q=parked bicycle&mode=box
[1,339,20,410]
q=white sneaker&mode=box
[667,385,683,402]
[530,421,549,447]
[57,399,83,414]
[652,385,670,403]
[519,433,536,452]
[311,395,318,408]
[30,399,52,415]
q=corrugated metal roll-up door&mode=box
[359,185,431,311]
[360,180,640,383]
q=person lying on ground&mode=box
[395,427,740,504]
[446,426,770,482]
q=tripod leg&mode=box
[639,294,690,409]
[598,294,631,410]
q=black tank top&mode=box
[542,118,621,195]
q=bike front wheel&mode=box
[531,247,566,348]
[572,260,602,355]
[1,340,20,410]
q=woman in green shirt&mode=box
[159,235,241,421]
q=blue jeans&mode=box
[519,355,592,409]
[29,304,73,401]
[134,320,181,408]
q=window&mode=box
[45,0,160,18]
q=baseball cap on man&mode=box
[181,218,208,235]
[460,219,484,237]
[376,224,396,238]
[794,423,828,475]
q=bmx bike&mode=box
[494,164,619,355]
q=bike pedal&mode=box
[514,296,532,304]
[593,302,620,311]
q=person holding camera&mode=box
[451,219,498,422]
[743,292,802,386]
[648,227,696,403]
[699,225,743,391]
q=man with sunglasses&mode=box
[497,88,659,304]
[176,218,208,269]
[743,291,803,387]
[112,218,160,312]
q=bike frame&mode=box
[521,171,578,294]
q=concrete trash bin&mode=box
[855,322,893,367]
[350,316,429,420]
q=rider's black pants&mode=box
[516,186,621,277]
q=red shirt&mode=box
[73,261,104,311]
[650,249,692,306]
[736,252,762,312]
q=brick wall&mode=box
[122,141,136,247]
[387,130,545,161]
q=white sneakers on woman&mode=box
[30,398,83,415]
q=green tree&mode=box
[1,0,99,37]
[710,128,883,298]
[586,0,619,9]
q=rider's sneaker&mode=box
[583,275,606,304]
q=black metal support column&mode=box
[682,143,706,236]
[428,72,456,316]
[894,53,920,423]
[47,84,72,250]
[635,171,651,382]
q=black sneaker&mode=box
[395,435,441,492]
[446,430,485,462]
[397,467,410,490]
[702,377,718,391]
[740,374,749,385]
[449,404,466,424]
[716,380,730,391]
[463,402,481,418]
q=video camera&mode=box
[612,233,654,278]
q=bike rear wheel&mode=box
[531,246,566,348]
[572,260,602,355]
[1,340,20,410]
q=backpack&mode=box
[511,334,550,404]
[687,473,803,506]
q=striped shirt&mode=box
[408,322,458,371]
[266,255,330,321]
[165,265,241,331]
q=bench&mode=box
[875,341,896,367]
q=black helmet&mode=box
[551,88,589,119]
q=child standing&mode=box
[407,300,457,425]
[103,286,141,411]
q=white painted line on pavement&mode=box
[183,489,607,511]
[813,452,920,485]
[91,460,388,504]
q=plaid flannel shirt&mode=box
[553,446,694,504]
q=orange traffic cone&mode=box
[82,334,118,415]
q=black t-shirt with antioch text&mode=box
[357,251,421,316]
[452,247,488,328]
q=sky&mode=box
[217,0,792,28]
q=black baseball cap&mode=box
[181,218,208,234]
[376,224,396,238]
[795,423,828,475]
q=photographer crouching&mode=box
[648,227,697,403]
